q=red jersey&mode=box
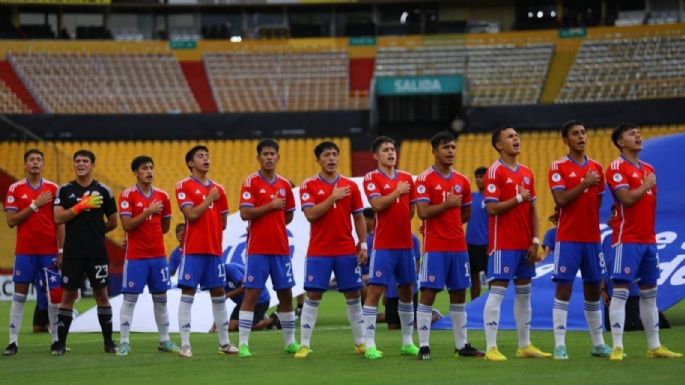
[119,185,172,259]
[548,156,605,242]
[301,174,363,256]
[606,156,656,244]
[414,167,472,252]
[484,160,536,253]
[239,172,295,256]
[362,169,417,250]
[4,178,59,255]
[175,176,228,256]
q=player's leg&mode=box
[638,245,681,358]
[228,303,240,332]
[579,243,610,357]
[53,258,85,355]
[88,257,115,353]
[296,257,329,357]
[118,259,143,356]
[551,242,577,359]
[239,254,269,356]
[202,257,234,354]
[4,255,34,355]
[608,243,637,360]
[513,250,549,358]
[395,249,418,355]
[448,251,483,357]
[362,249,391,358]
[417,252,446,360]
[176,254,200,357]
[271,255,298,353]
[39,256,60,347]
[467,244,486,300]
[336,255,365,351]
[483,250,509,361]
[251,302,271,330]
[147,257,178,353]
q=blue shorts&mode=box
[610,243,659,286]
[305,255,362,292]
[177,254,226,290]
[419,251,471,291]
[368,249,417,288]
[244,254,295,291]
[122,257,171,294]
[487,250,536,282]
[552,242,604,283]
[13,254,57,284]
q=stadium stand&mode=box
[7,51,199,114]
[0,138,350,258]
[0,80,29,114]
[556,34,685,103]
[204,48,367,112]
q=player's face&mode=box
[24,153,44,176]
[433,140,456,166]
[374,142,396,168]
[475,174,485,191]
[564,125,587,153]
[618,128,643,152]
[317,148,339,174]
[134,162,154,185]
[497,128,520,156]
[258,146,279,172]
[73,155,94,178]
[189,150,210,173]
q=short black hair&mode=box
[362,207,374,218]
[131,155,154,171]
[430,131,455,149]
[314,141,339,158]
[175,223,186,233]
[611,123,639,149]
[371,136,395,153]
[257,139,279,154]
[491,125,513,150]
[474,166,487,176]
[561,120,584,138]
[185,145,208,164]
[23,148,44,162]
[73,149,95,163]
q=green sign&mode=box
[375,75,463,96]
[169,40,197,50]
[559,27,587,38]
[349,36,376,46]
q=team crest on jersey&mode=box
[367,183,376,191]
[487,184,496,193]
[6,196,14,203]
[417,185,426,194]
[523,176,530,185]
[178,192,186,200]
[62,276,69,284]
[120,201,129,209]
[613,173,623,182]
[242,192,251,200]
[279,188,286,196]
[454,184,462,193]
[552,173,561,182]
[302,193,311,201]
[308,275,314,282]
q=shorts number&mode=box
[94,264,108,279]
[286,262,293,283]
[160,267,169,282]
[217,263,226,278]
[464,262,471,277]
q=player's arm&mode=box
[368,181,410,212]
[416,194,462,220]
[485,184,532,216]
[220,213,228,230]
[226,282,244,299]
[240,197,283,221]
[182,188,219,222]
[161,217,171,234]
[461,204,471,224]
[285,211,294,224]
[121,201,164,231]
[551,172,600,207]
[6,190,54,228]
[612,173,656,207]
[104,213,117,233]
[353,211,368,265]
[409,203,416,219]
[302,185,349,222]
[526,202,540,264]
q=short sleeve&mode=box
[350,182,364,213]
[414,177,430,204]
[103,187,117,217]
[299,180,315,209]
[218,185,229,215]
[162,193,172,218]
[284,183,295,213]
[596,163,606,196]
[407,175,419,204]
[528,172,537,201]
[363,173,381,200]
[548,164,566,191]
[483,168,500,203]
[461,178,472,207]
[56,185,70,209]
[239,180,255,208]
[606,166,629,192]
[4,186,18,211]
[119,192,133,217]
[176,183,194,209]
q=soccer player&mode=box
[414,132,483,360]
[361,136,419,360]
[548,120,611,359]
[224,262,274,332]
[3,149,63,356]
[169,223,185,276]
[605,123,682,360]
[237,139,298,357]
[175,145,235,357]
[53,150,118,355]
[294,141,367,358]
[482,126,550,362]
[117,156,180,356]
[465,166,489,300]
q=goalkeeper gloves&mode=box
[72,192,103,214]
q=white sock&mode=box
[416,304,432,348]
[553,298,569,348]
[639,288,660,350]
[9,293,26,345]
[346,298,365,346]
[398,301,415,346]
[152,294,170,343]
[584,300,605,347]
[48,303,58,343]
[450,303,467,350]
[484,286,506,349]
[211,296,229,346]
[299,297,320,347]
[609,287,629,349]
[362,305,378,349]
[514,284,532,348]
[119,293,138,344]
[178,294,194,347]
[279,311,296,347]
[238,310,254,346]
